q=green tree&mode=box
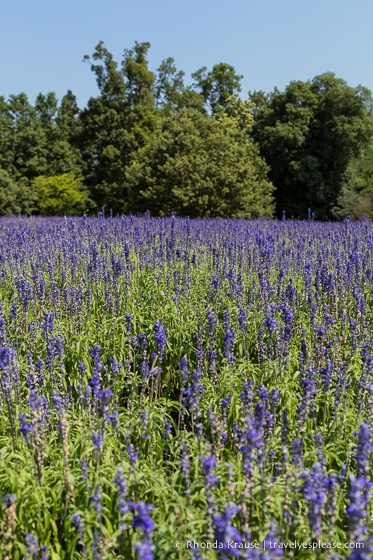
[33,173,91,216]
[0,168,37,215]
[3,93,41,180]
[154,58,205,113]
[0,92,84,184]
[353,140,373,195]
[79,42,159,212]
[34,91,85,177]
[0,168,23,214]
[83,41,126,101]
[154,57,186,109]
[125,105,275,218]
[250,73,373,219]
[332,140,373,219]
[192,63,243,115]
[122,42,154,108]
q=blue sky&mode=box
[1,0,372,108]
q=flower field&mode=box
[1,215,373,559]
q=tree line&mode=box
[1,41,373,219]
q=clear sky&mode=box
[1,0,372,108]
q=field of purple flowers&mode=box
[0,215,373,559]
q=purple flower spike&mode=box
[19,413,32,440]
[354,424,372,479]
[154,321,167,364]
[133,539,154,560]
[212,505,242,558]
[300,462,326,538]
[92,431,103,450]
[132,501,155,534]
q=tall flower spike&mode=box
[25,533,39,559]
[346,475,372,541]
[154,321,167,365]
[212,505,242,558]
[300,462,326,539]
[130,501,155,560]
[354,424,372,479]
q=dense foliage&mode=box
[124,106,274,218]
[1,216,373,558]
[1,41,372,218]
[32,174,91,216]
[250,74,373,219]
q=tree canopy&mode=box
[0,43,372,219]
[250,73,373,219]
[125,102,275,218]
[32,173,91,216]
